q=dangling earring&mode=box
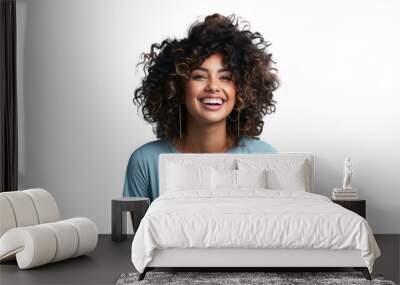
[179,104,182,140]
[237,109,240,137]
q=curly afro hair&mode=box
[133,13,279,147]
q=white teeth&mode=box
[201,98,223,105]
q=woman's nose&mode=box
[206,77,221,93]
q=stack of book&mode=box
[332,188,359,200]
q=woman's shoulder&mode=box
[240,137,278,153]
[128,139,172,162]
[135,139,170,152]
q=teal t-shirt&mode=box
[122,137,277,201]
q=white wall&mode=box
[16,0,400,234]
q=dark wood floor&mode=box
[0,235,398,285]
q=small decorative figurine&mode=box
[342,156,353,190]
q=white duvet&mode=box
[131,190,381,273]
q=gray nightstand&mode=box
[332,199,366,219]
[111,197,150,241]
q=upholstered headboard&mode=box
[159,153,315,195]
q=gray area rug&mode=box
[116,271,396,285]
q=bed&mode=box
[130,153,381,281]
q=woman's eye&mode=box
[192,75,206,80]
[192,75,232,81]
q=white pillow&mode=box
[166,162,212,192]
[237,159,309,191]
[236,169,268,189]
[211,168,268,190]
[266,163,306,191]
[212,168,236,190]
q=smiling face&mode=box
[183,52,236,125]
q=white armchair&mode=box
[0,188,98,269]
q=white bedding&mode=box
[131,190,381,273]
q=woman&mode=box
[123,13,279,201]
